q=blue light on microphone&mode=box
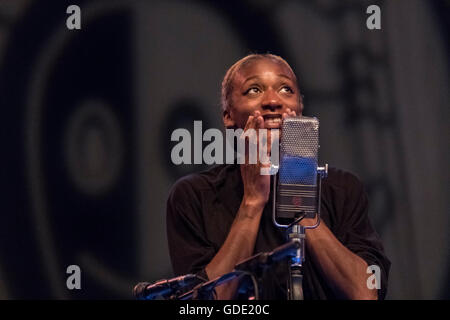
[279,155,317,185]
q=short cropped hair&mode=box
[221,53,301,112]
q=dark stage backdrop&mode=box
[0,0,448,299]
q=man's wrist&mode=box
[238,197,266,219]
[242,196,267,210]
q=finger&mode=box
[241,116,255,157]
[255,113,269,167]
[252,111,263,126]
[252,110,265,140]
[245,110,263,129]
[256,115,264,129]
[283,108,294,120]
[241,114,259,164]
[244,115,255,130]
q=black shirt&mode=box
[166,164,390,299]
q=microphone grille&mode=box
[281,116,319,158]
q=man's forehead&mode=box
[234,59,296,84]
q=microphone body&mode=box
[133,274,199,300]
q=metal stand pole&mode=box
[272,164,327,300]
[287,224,305,300]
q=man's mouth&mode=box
[263,114,282,128]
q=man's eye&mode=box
[280,86,293,93]
[245,87,261,95]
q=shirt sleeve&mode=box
[166,176,216,281]
[335,173,391,300]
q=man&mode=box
[166,54,390,299]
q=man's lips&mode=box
[262,114,282,128]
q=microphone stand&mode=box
[234,238,302,299]
[177,271,240,300]
[177,239,302,300]
[133,274,204,300]
[272,164,328,300]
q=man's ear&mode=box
[223,109,236,128]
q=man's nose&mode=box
[261,89,282,111]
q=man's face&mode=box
[223,58,303,129]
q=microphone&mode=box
[133,274,200,300]
[270,116,326,300]
[273,116,320,227]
